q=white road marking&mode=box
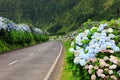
[44,43,63,80]
[38,50,41,51]
[29,53,34,56]
[8,60,18,66]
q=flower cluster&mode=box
[0,17,16,31]
[84,56,120,80]
[69,22,120,79]
[33,27,43,34]
[72,23,120,66]
[0,16,43,34]
[15,24,31,32]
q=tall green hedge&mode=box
[0,29,49,53]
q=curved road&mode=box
[0,41,62,80]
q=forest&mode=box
[0,0,120,34]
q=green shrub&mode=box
[0,28,8,40]
[33,34,49,43]
[0,40,9,53]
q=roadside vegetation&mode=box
[61,19,120,80]
[0,17,49,53]
[61,39,74,80]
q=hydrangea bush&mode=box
[0,16,43,34]
[68,19,120,80]
[0,16,49,53]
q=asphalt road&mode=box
[0,41,62,80]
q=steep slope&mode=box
[0,0,120,34]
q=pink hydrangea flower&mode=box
[109,55,118,64]
[98,69,104,73]
[88,65,93,70]
[97,69,104,76]
[99,59,108,67]
[88,69,92,74]
[99,59,104,63]
[100,74,105,78]
[94,66,99,70]
[91,74,96,80]
[85,65,89,69]
[90,58,97,63]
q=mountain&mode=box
[0,0,120,34]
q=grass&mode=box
[61,68,73,80]
[60,39,74,80]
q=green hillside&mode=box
[0,0,120,34]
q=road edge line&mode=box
[43,42,63,80]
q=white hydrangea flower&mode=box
[100,44,107,50]
[105,37,110,41]
[102,29,107,33]
[108,34,115,38]
[79,59,86,66]
[99,39,105,46]
[74,50,80,57]
[79,51,85,59]
[74,57,80,64]
[110,40,115,44]
[101,32,107,37]
[15,24,32,32]
[71,42,74,46]
[69,48,75,52]
[109,64,117,69]
[0,17,4,21]
[83,37,88,40]
[108,28,113,33]
[84,29,90,35]
[89,39,98,45]
[76,46,81,50]
[117,70,120,76]
[76,36,83,45]
[92,32,101,39]
[78,33,84,38]
[85,46,90,51]
[110,43,117,49]
[78,41,83,46]
[88,53,96,58]
[109,70,113,75]
[106,42,112,48]
[0,21,7,30]
[33,27,43,34]
[94,47,101,53]
[113,47,120,52]
[98,23,107,31]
